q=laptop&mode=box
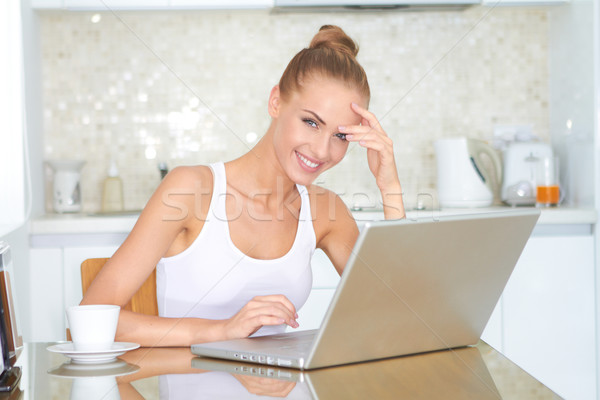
[191,209,540,370]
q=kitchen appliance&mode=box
[274,0,478,11]
[0,243,22,393]
[434,137,502,208]
[47,160,85,213]
[501,141,553,206]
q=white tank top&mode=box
[156,162,316,336]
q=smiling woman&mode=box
[81,25,405,347]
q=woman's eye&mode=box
[334,133,347,141]
[303,118,318,128]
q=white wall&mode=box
[0,0,25,233]
[548,0,596,207]
[1,0,47,343]
[594,0,600,397]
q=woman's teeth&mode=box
[297,152,320,169]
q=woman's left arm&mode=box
[339,103,406,220]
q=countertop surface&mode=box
[16,341,559,399]
[30,206,597,235]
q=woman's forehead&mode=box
[288,80,367,116]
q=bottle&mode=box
[101,161,124,213]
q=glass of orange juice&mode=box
[536,156,560,207]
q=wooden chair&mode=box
[80,258,158,316]
[67,258,158,340]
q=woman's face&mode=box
[269,77,368,186]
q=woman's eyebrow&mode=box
[302,109,326,126]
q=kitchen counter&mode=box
[30,206,597,235]
[15,341,559,399]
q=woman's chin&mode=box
[286,169,319,187]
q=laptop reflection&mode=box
[189,346,501,399]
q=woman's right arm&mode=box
[81,166,298,347]
[81,166,224,346]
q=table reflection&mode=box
[38,342,559,399]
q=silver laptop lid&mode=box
[305,209,540,368]
[191,210,540,370]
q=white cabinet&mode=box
[30,0,62,10]
[482,0,568,5]
[64,0,169,8]
[296,289,336,331]
[480,301,502,351]
[29,248,63,342]
[63,246,119,310]
[170,0,272,8]
[502,234,596,400]
[482,232,596,400]
[291,249,340,332]
[29,244,118,342]
[31,0,273,9]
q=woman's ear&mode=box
[268,85,281,118]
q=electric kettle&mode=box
[434,137,502,208]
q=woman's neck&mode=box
[226,129,298,208]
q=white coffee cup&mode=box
[67,305,120,351]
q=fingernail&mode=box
[338,125,346,131]
[345,134,354,140]
[294,313,298,319]
[351,102,359,107]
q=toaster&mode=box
[501,142,553,206]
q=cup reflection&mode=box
[70,376,120,400]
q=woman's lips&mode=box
[295,151,323,172]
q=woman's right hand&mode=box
[222,295,299,339]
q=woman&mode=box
[82,25,405,347]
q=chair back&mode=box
[81,258,158,316]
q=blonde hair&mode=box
[278,25,370,101]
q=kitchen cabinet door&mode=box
[30,0,63,8]
[288,249,339,331]
[63,246,119,312]
[482,0,568,5]
[51,0,272,9]
[292,289,336,331]
[502,235,596,400]
[480,300,502,352]
[29,248,64,342]
[170,0,273,8]
[62,0,169,9]
[311,249,341,288]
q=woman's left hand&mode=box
[340,103,400,192]
[339,103,405,219]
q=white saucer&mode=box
[47,342,140,364]
[48,359,140,378]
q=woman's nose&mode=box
[312,134,331,160]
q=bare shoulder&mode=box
[306,184,358,274]
[142,165,214,224]
[161,165,213,190]
[305,184,357,244]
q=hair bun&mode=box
[309,25,359,58]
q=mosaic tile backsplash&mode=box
[40,8,549,212]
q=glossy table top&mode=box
[11,341,560,399]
